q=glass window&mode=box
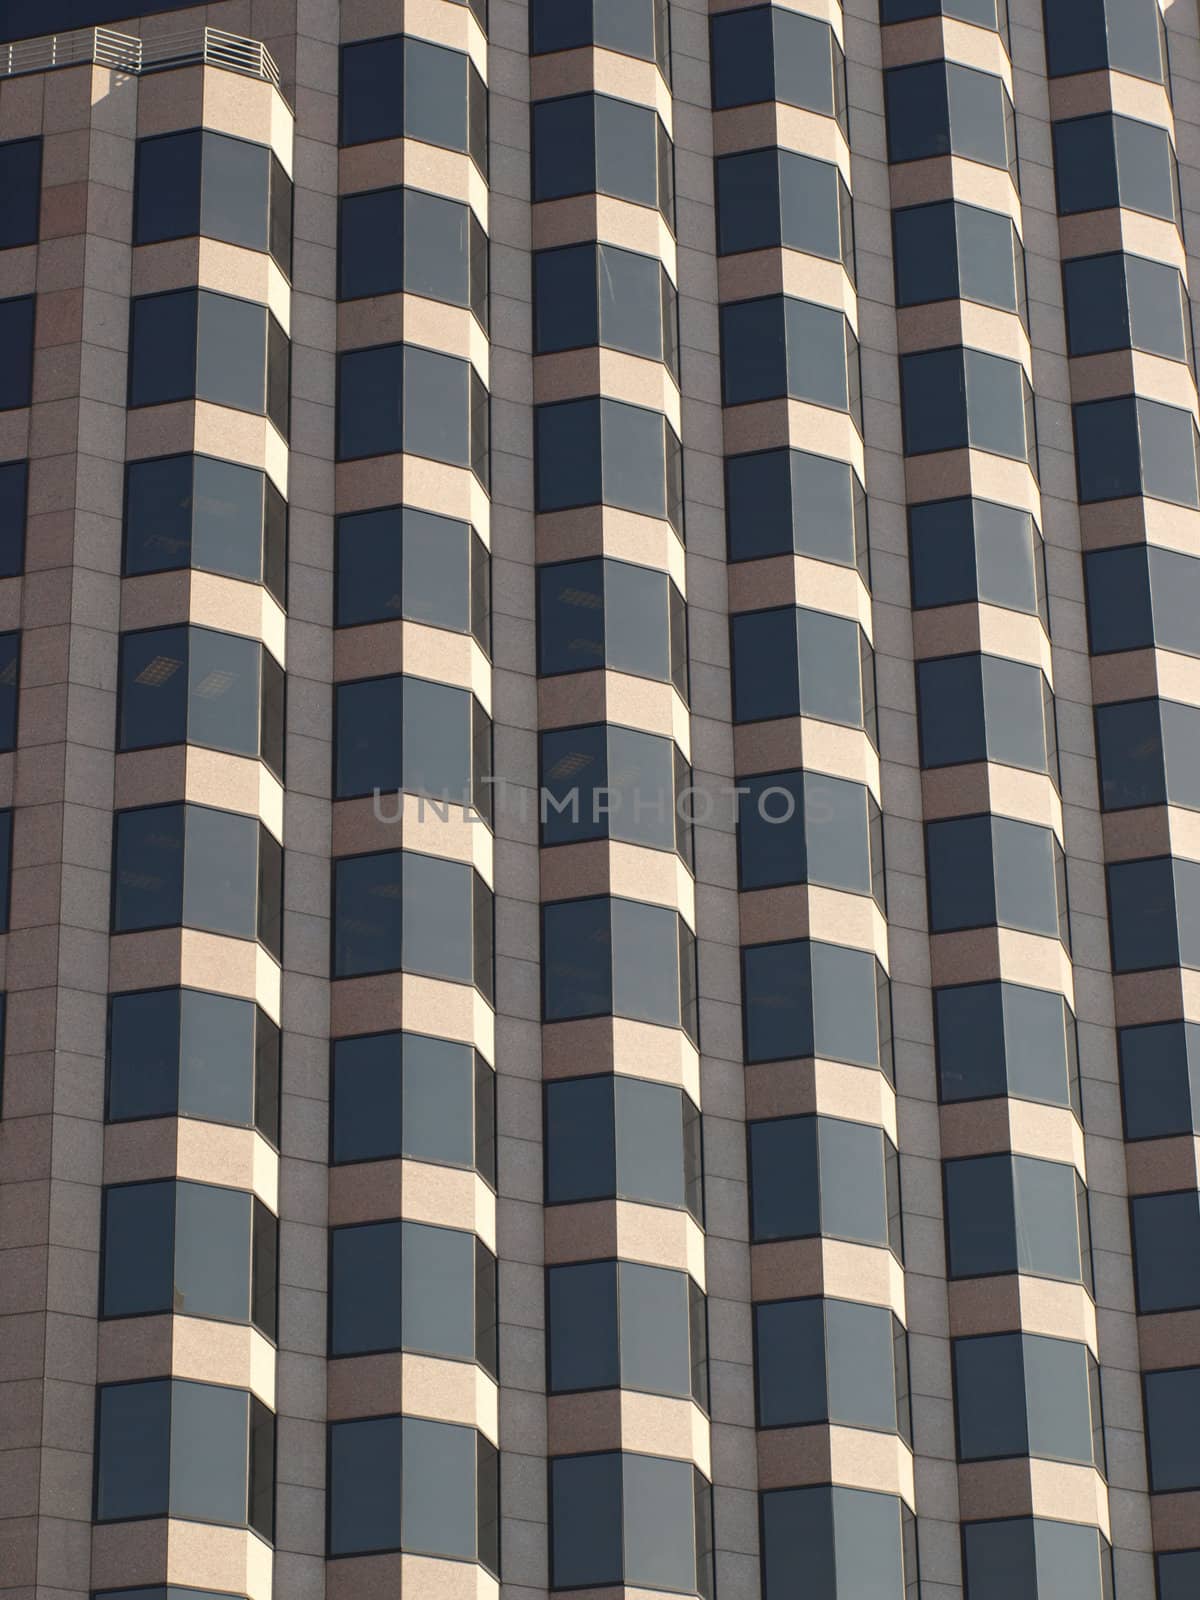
[738,769,882,902]
[540,722,691,862]
[1063,253,1189,361]
[716,148,853,275]
[134,129,292,275]
[1159,1550,1200,1599]
[332,848,493,998]
[337,342,489,484]
[545,1073,702,1218]
[0,296,35,411]
[731,606,873,733]
[954,1332,1100,1464]
[963,1518,1115,1599]
[330,1218,497,1374]
[726,448,868,575]
[1085,544,1200,657]
[1108,855,1200,973]
[534,242,677,376]
[550,1452,712,1596]
[547,1259,705,1405]
[756,1297,909,1438]
[1145,1366,1200,1491]
[1053,114,1178,222]
[94,1378,273,1540]
[762,1486,917,1600]
[944,1152,1090,1284]
[327,1414,498,1568]
[1044,0,1166,82]
[885,61,1014,170]
[710,7,847,135]
[530,0,670,74]
[749,1114,903,1256]
[719,297,861,427]
[531,93,673,222]
[102,1178,276,1337]
[339,35,488,175]
[0,459,27,577]
[1096,697,1200,812]
[111,803,282,960]
[1131,1190,1200,1312]
[535,396,683,532]
[901,347,1036,465]
[893,200,1024,315]
[1120,1020,1200,1140]
[128,289,289,435]
[936,981,1078,1111]
[537,557,688,695]
[335,673,490,819]
[910,497,1044,619]
[541,895,698,1040]
[0,809,11,934]
[0,137,41,250]
[107,987,279,1144]
[1074,395,1199,507]
[338,186,488,329]
[335,504,489,651]
[917,653,1056,776]
[331,1029,494,1181]
[124,454,286,604]
[742,939,892,1075]
[118,624,283,778]
[926,814,1068,943]
[0,631,18,752]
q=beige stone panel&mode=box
[530,48,672,128]
[330,1159,404,1227]
[101,1118,278,1209]
[108,928,282,1020]
[888,155,1021,223]
[547,1391,709,1473]
[119,570,286,662]
[534,506,685,587]
[537,671,677,745]
[329,1555,497,1600]
[534,350,681,432]
[406,1354,499,1442]
[738,884,887,962]
[113,749,284,844]
[0,412,30,460]
[0,71,44,139]
[532,194,676,278]
[1047,69,1172,129]
[135,66,206,137]
[958,1459,1109,1534]
[398,0,489,75]
[896,302,1030,371]
[948,1276,1098,1350]
[1088,649,1159,704]
[732,718,880,795]
[1168,809,1200,865]
[1110,968,1189,1029]
[713,104,851,185]
[331,793,493,877]
[1069,349,1198,415]
[202,67,291,173]
[336,456,490,540]
[1124,1136,1200,1200]
[712,0,842,28]
[1059,209,1187,272]
[92,1520,271,1600]
[542,1199,705,1285]
[130,238,291,334]
[334,622,490,708]
[722,401,865,482]
[751,1238,905,1316]
[337,294,489,378]
[929,928,1074,1000]
[1151,649,1200,707]
[921,765,1063,836]
[338,141,488,229]
[542,1015,700,1101]
[717,253,855,320]
[911,605,1051,675]
[539,841,695,922]
[124,402,274,488]
[939,1098,1085,1174]
[329,973,495,1060]
[728,555,870,632]
[326,1352,405,1420]
[758,1426,914,1504]
[1151,1491,1200,1551]
[904,448,1040,515]
[1138,1307,1200,1370]
[746,1057,899,1142]
[0,251,37,304]
[881,15,1013,87]
[1100,808,1173,865]
[170,1320,276,1407]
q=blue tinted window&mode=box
[0,138,41,250]
[721,296,858,423]
[716,147,852,272]
[731,606,869,730]
[742,939,891,1073]
[0,460,27,577]
[1044,0,1165,82]
[0,296,35,411]
[894,199,1022,313]
[901,347,1034,464]
[710,7,846,131]
[886,61,1013,169]
[1108,856,1200,974]
[1145,1367,1200,1491]
[1120,1020,1200,1140]
[909,497,1043,618]
[936,981,1078,1110]
[1054,113,1177,221]
[1074,395,1199,507]
[726,448,868,574]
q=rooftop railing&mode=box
[0,24,283,93]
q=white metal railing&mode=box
[0,24,282,93]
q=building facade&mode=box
[1,0,1199,1596]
